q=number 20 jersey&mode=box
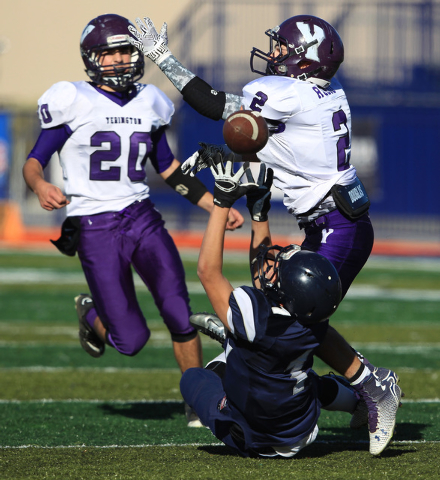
[242,76,357,217]
[36,81,175,216]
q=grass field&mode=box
[0,248,439,479]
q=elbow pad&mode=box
[181,77,226,121]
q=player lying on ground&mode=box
[181,154,402,456]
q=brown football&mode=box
[223,110,269,154]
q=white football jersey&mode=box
[37,81,175,216]
[242,76,357,216]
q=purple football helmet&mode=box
[250,15,344,87]
[80,14,144,91]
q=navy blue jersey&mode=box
[223,285,328,449]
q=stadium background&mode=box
[0,0,439,254]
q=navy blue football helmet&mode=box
[250,15,344,87]
[252,244,342,324]
[80,14,144,91]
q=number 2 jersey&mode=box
[241,76,357,221]
[29,81,175,216]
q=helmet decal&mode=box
[80,25,95,44]
[296,22,325,62]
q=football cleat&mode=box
[350,367,400,430]
[349,397,369,430]
[189,312,226,345]
[185,403,203,428]
[352,369,403,455]
[75,294,105,358]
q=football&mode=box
[223,110,269,154]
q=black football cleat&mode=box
[75,294,105,358]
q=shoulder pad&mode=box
[242,77,300,120]
[37,81,78,128]
[143,84,175,129]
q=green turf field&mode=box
[0,249,439,479]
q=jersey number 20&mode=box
[90,131,152,182]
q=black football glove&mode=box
[211,152,258,208]
[181,142,242,177]
[245,163,273,222]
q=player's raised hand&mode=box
[182,142,241,177]
[181,150,206,177]
[211,153,258,208]
[128,17,171,65]
[245,163,273,222]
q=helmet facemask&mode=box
[251,244,301,300]
[251,28,321,78]
[84,39,144,91]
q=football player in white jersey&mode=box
[129,14,402,453]
[22,13,244,427]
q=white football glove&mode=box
[181,151,206,177]
[128,17,171,65]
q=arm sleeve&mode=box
[27,124,72,168]
[149,127,175,173]
[158,55,242,120]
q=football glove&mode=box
[211,153,257,208]
[128,17,171,65]
[246,164,273,222]
[182,143,242,177]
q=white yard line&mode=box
[0,397,438,404]
[0,439,439,449]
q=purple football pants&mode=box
[300,210,374,298]
[76,198,194,356]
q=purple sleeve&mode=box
[27,124,72,168]
[149,127,175,173]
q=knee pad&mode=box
[171,329,198,343]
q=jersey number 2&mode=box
[332,109,351,171]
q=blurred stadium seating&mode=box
[1,0,439,251]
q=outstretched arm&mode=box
[128,17,242,120]
[245,164,274,282]
[197,205,233,324]
[197,154,257,325]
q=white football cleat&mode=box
[353,369,403,455]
